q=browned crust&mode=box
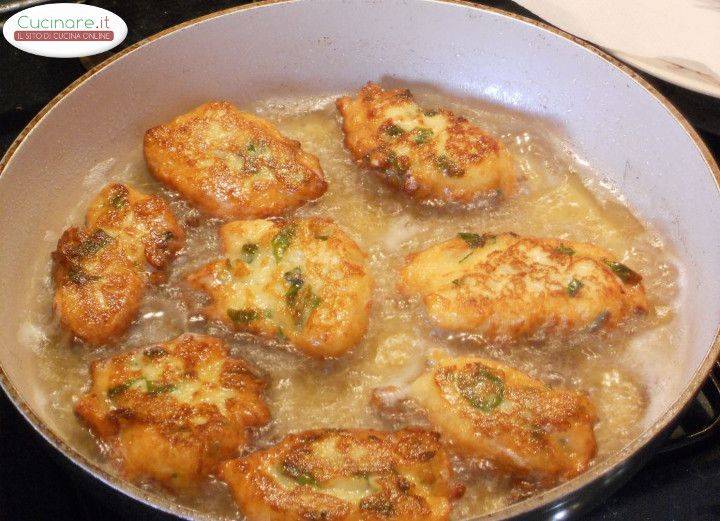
[410,356,597,485]
[52,227,145,345]
[52,183,184,345]
[399,232,649,340]
[143,101,327,218]
[0,3,715,520]
[221,428,457,521]
[336,82,517,204]
[186,217,373,358]
[86,183,185,269]
[75,333,270,492]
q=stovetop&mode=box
[1,1,720,519]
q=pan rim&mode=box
[0,0,718,519]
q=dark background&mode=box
[2,1,720,519]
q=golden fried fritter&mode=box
[86,183,185,269]
[53,228,144,346]
[221,428,458,521]
[408,355,597,484]
[187,218,372,358]
[75,333,270,492]
[399,232,648,341]
[144,101,327,218]
[52,184,183,345]
[336,82,516,204]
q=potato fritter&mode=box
[187,218,372,358]
[408,355,597,484]
[336,82,516,204]
[399,232,649,341]
[221,428,458,521]
[75,333,270,492]
[52,184,183,345]
[144,101,327,218]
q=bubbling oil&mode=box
[27,91,682,520]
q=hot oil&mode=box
[28,92,682,520]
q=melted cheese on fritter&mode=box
[74,333,270,492]
[399,232,649,341]
[409,355,597,484]
[52,184,183,345]
[336,82,517,204]
[144,101,327,218]
[221,428,458,521]
[187,218,373,358]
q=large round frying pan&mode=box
[1,1,719,519]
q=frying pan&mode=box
[1,0,719,519]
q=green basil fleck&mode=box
[107,378,141,398]
[603,259,642,285]
[110,192,127,209]
[413,128,433,144]
[456,367,505,412]
[246,141,268,155]
[457,232,496,263]
[107,382,130,398]
[228,308,260,324]
[68,265,99,285]
[143,346,167,359]
[386,151,408,177]
[436,154,464,177]
[567,278,583,297]
[272,225,296,262]
[385,124,405,137]
[241,243,259,263]
[554,244,575,256]
[75,229,112,258]
[458,232,485,248]
[146,381,176,395]
[295,473,317,486]
[288,285,320,328]
[284,267,304,303]
[281,461,318,487]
